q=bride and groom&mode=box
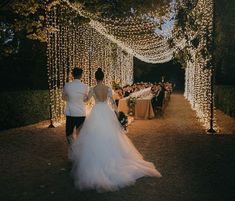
[62,67,161,192]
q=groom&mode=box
[62,67,89,144]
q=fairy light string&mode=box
[46,3,134,124]
[46,0,216,130]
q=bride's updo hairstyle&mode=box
[95,68,104,81]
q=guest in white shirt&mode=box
[62,67,89,144]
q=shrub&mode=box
[0,90,50,130]
[215,85,235,117]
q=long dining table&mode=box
[118,94,155,120]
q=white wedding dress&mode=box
[70,87,161,192]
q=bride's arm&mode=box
[108,88,119,115]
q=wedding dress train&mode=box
[70,88,161,192]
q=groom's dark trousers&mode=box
[66,116,85,137]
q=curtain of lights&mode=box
[46,0,216,130]
[184,0,216,130]
[46,3,133,123]
[66,0,216,130]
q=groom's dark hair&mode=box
[72,67,83,79]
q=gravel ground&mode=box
[0,94,235,201]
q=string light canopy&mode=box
[46,0,216,132]
[64,0,182,63]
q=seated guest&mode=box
[156,83,166,108]
[123,85,131,97]
[113,87,123,106]
[151,84,160,95]
[151,95,158,112]
[151,83,166,117]
[124,91,130,97]
[151,84,160,111]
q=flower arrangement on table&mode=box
[117,111,128,130]
[127,97,137,116]
[112,80,121,90]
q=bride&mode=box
[70,68,162,192]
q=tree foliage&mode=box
[71,0,173,18]
[0,0,171,58]
[0,0,49,59]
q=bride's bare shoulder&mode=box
[93,84,106,91]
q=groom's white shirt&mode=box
[63,79,89,117]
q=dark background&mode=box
[0,40,48,92]
[134,58,185,91]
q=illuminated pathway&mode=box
[0,94,235,201]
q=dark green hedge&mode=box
[0,90,50,130]
[215,85,235,117]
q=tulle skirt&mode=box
[70,102,161,192]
